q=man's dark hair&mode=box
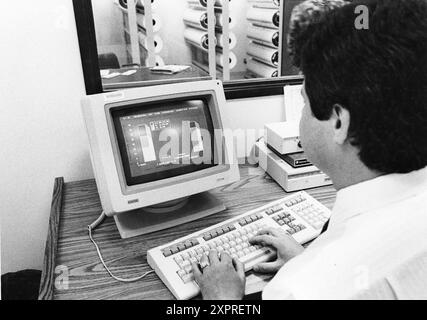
[296,0,427,174]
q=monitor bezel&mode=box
[104,89,231,196]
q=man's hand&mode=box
[249,227,304,274]
[191,250,245,300]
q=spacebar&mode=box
[240,249,276,272]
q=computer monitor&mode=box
[81,80,240,238]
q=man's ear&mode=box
[331,104,350,145]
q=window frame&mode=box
[72,0,304,99]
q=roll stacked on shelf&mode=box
[184,0,236,75]
[187,0,234,8]
[247,0,280,8]
[247,42,278,66]
[247,6,280,28]
[247,25,279,47]
[216,52,237,69]
[137,12,162,33]
[183,8,211,29]
[245,0,280,78]
[216,32,237,50]
[138,31,164,54]
[184,28,214,50]
[145,55,165,67]
[215,13,236,29]
[247,57,278,77]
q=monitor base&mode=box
[113,192,226,239]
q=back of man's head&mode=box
[297,0,427,174]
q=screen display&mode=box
[111,98,216,186]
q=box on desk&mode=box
[256,141,333,192]
[265,121,303,155]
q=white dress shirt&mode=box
[262,166,427,299]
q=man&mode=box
[191,0,427,299]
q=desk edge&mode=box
[38,177,64,300]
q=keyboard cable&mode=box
[87,211,155,282]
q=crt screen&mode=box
[112,98,216,186]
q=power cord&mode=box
[87,211,155,282]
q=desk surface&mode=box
[39,164,336,300]
[102,65,211,91]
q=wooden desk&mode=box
[39,164,336,300]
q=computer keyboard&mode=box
[147,191,331,300]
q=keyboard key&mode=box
[181,273,194,283]
[177,269,186,278]
[180,259,190,268]
[177,243,186,251]
[162,249,173,257]
[184,241,193,249]
[226,234,234,241]
[174,256,183,265]
[190,239,199,246]
[239,219,247,226]
[203,233,212,241]
[238,229,247,236]
[184,264,192,273]
[181,252,190,260]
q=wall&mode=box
[0,0,285,274]
[1,0,90,274]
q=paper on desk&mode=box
[100,69,110,77]
[102,72,121,79]
[121,70,137,76]
[284,84,304,122]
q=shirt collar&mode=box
[329,166,427,228]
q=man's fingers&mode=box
[208,250,219,264]
[252,261,282,274]
[220,251,232,264]
[199,253,210,268]
[191,262,202,280]
[232,258,246,281]
[249,234,279,248]
[256,227,285,237]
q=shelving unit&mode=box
[116,0,162,67]
[111,0,284,80]
[245,0,281,78]
[183,0,234,80]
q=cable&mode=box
[88,211,155,282]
